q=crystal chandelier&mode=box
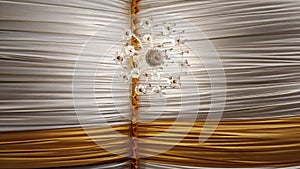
[113,18,190,96]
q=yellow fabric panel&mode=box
[1,116,299,168]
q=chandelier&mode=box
[113,18,190,96]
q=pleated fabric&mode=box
[0,0,300,168]
[0,0,130,131]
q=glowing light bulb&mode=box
[145,49,164,67]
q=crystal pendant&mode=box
[120,72,129,82]
[135,84,147,95]
[113,52,124,64]
[140,18,152,29]
[180,59,190,68]
[131,68,141,78]
[168,76,180,88]
[150,70,161,80]
[122,29,132,40]
[174,37,181,45]
[163,22,175,35]
[151,86,162,95]
[143,34,153,44]
[125,45,136,56]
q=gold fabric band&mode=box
[1,116,299,168]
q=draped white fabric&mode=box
[0,0,130,131]
[2,0,299,131]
